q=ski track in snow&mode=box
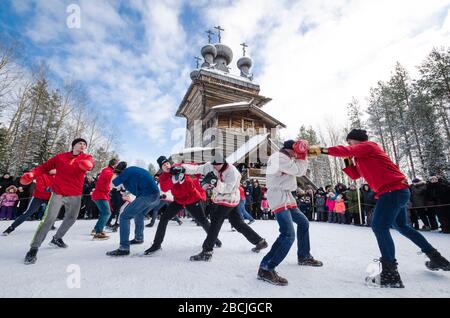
[0,219,449,298]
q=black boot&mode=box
[24,248,38,265]
[129,239,144,245]
[106,248,130,257]
[49,236,68,248]
[190,250,213,262]
[215,239,222,248]
[366,259,404,288]
[425,249,450,271]
[2,226,14,236]
[251,239,268,253]
[143,245,161,256]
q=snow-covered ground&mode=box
[1,219,449,298]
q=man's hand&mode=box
[293,140,308,160]
[170,166,186,175]
[20,172,34,185]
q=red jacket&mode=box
[92,166,114,201]
[159,171,204,206]
[328,141,408,198]
[32,152,94,196]
[32,173,54,200]
[239,186,245,200]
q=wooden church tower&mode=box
[172,27,286,181]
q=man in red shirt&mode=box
[2,169,56,235]
[316,129,449,288]
[143,156,222,255]
[91,158,118,240]
[20,138,94,265]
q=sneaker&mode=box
[129,239,144,245]
[49,236,68,248]
[215,239,222,248]
[24,248,38,265]
[93,232,110,240]
[50,225,57,231]
[251,239,268,253]
[2,226,14,236]
[425,249,450,271]
[365,259,404,288]
[257,268,288,286]
[190,250,213,262]
[248,220,255,225]
[298,257,323,267]
[106,249,130,257]
[143,245,161,256]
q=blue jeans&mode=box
[238,200,254,221]
[260,208,312,271]
[119,193,160,250]
[93,200,111,233]
[148,201,168,226]
[371,188,434,262]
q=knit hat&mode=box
[157,156,170,168]
[346,129,368,142]
[282,140,295,150]
[71,138,87,149]
[114,161,127,174]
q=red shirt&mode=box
[328,141,408,198]
[159,171,204,206]
[32,152,94,196]
[32,173,54,200]
[92,166,114,201]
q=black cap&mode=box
[72,138,87,148]
[114,161,127,174]
[346,129,368,142]
[282,140,295,150]
[157,156,170,168]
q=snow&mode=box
[226,133,269,164]
[1,219,449,298]
[211,101,250,109]
[173,146,214,154]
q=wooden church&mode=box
[171,28,315,188]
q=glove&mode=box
[308,145,322,157]
[293,140,308,160]
[343,157,354,168]
[79,160,94,171]
[170,166,186,175]
[200,171,218,189]
[20,172,34,185]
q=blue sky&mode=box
[1,0,449,168]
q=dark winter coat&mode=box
[409,181,427,207]
[425,181,450,205]
[0,175,14,195]
[361,186,376,211]
[346,189,360,214]
[252,185,262,203]
[315,194,326,212]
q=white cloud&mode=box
[200,0,450,139]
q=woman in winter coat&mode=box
[326,190,336,223]
[346,185,361,225]
[314,188,327,222]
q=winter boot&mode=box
[24,248,38,265]
[106,248,130,257]
[2,226,14,236]
[129,239,144,245]
[257,268,288,286]
[251,239,268,253]
[298,257,324,267]
[93,232,110,240]
[49,236,68,248]
[190,250,213,262]
[143,244,161,256]
[366,259,404,288]
[425,249,450,271]
[215,239,222,248]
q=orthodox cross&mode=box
[214,25,225,43]
[240,42,248,56]
[205,30,214,44]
